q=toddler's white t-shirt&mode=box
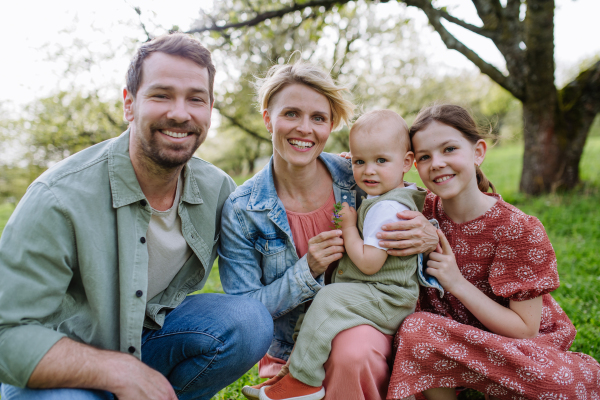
[362,182,418,250]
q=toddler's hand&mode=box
[425,230,466,293]
[340,202,357,230]
[338,152,352,159]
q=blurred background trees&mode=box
[1,0,598,202]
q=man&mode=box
[0,33,273,400]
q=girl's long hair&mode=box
[409,104,496,194]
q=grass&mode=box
[1,138,599,399]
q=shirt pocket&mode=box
[255,236,288,282]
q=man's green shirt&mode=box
[0,131,236,387]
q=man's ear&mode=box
[403,151,415,173]
[123,88,134,122]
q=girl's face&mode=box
[412,121,487,200]
[262,83,333,169]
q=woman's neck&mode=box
[272,154,333,213]
[440,183,497,224]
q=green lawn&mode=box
[1,138,599,399]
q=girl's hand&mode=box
[425,230,467,293]
[339,202,357,230]
[307,230,345,278]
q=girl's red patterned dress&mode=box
[388,192,600,400]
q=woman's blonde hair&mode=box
[410,104,496,194]
[255,62,355,131]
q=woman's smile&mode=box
[288,138,315,151]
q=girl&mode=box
[387,104,600,400]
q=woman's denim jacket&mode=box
[218,153,365,361]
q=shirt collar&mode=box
[108,130,203,208]
[247,153,356,211]
[365,181,419,199]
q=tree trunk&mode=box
[520,102,593,194]
[519,0,558,195]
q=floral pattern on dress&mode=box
[388,192,600,399]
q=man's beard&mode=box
[138,120,205,170]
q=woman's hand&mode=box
[425,230,467,293]
[307,230,345,278]
[339,202,357,231]
[377,211,438,256]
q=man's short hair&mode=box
[126,33,216,104]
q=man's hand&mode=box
[109,355,177,400]
[376,210,438,256]
[28,338,177,400]
[307,230,345,278]
[339,202,357,231]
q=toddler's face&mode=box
[350,125,413,196]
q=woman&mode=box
[218,62,437,399]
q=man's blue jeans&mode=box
[1,293,273,400]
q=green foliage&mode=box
[332,202,343,229]
[0,91,127,202]
[22,91,127,167]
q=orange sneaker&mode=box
[259,374,325,400]
[242,375,284,400]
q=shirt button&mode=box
[140,237,146,244]
[338,270,344,275]
[135,290,143,298]
[128,346,136,353]
[343,195,347,199]
[140,200,147,207]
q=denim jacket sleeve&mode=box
[218,197,322,318]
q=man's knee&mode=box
[224,296,273,357]
[182,294,272,360]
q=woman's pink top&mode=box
[285,190,336,259]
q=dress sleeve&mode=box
[422,191,437,220]
[488,212,560,301]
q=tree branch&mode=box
[438,10,495,39]
[133,7,153,42]
[404,0,524,99]
[560,60,600,115]
[216,106,271,143]
[187,0,351,34]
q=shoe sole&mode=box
[259,386,325,400]
[243,385,272,400]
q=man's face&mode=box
[123,52,213,170]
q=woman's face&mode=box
[263,83,333,169]
[412,121,486,200]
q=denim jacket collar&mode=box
[247,153,355,212]
[108,130,203,209]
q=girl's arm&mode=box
[427,230,542,339]
[340,203,387,275]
